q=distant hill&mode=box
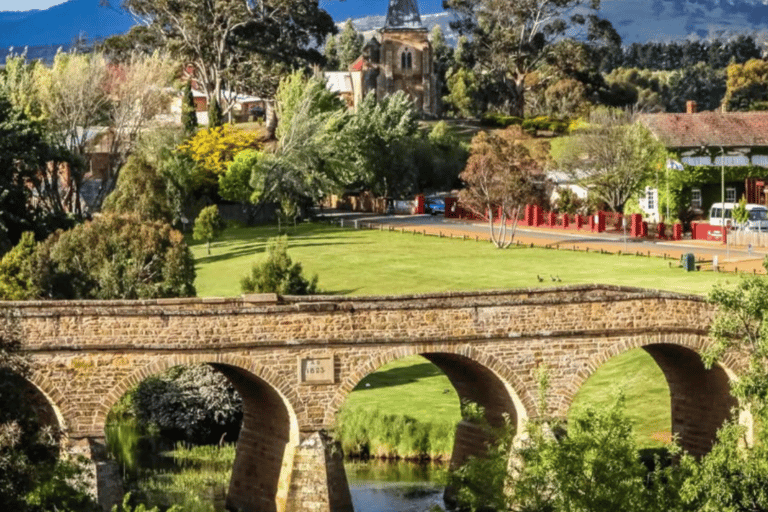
[2,0,768,66]
[0,0,133,49]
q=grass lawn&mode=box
[191,222,735,297]
[190,222,731,450]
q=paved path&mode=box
[317,211,767,274]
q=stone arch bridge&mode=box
[0,285,742,512]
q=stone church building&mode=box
[343,0,437,116]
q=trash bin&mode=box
[682,253,695,272]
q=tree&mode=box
[0,93,56,253]
[208,97,224,128]
[30,51,177,212]
[331,91,421,198]
[31,214,196,300]
[104,127,204,229]
[451,396,684,512]
[131,365,243,444]
[338,20,364,70]
[553,108,666,212]
[181,81,198,134]
[458,127,541,248]
[225,72,346,213]
[444,67,479,118]
[241,236,317,295]
[178,124,263,188]
[431,25,454,114]
[667,63,726,113]
[0,232,40,300]
[193,205,225,255]
[723,58,768,112]
[707,274,768,415]
[323,34,340,70]
[123,0,336,119]
[443,0,606,116]
[691,274,768,512]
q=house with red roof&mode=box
[638,101,768,221]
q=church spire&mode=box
[384,0,425,30]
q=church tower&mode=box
[354,0,435,116]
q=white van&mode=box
[709,202,768,231]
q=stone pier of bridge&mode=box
[0,285,745,511]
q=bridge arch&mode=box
[565,333,740,456]
[26,371,68,434]
[98,354,300,512]
[327,344,533,433]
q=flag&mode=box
[666,159,684,171]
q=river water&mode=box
[107,422,449,511]
[345,459,448,512]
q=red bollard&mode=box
[562,214,569,229]
[673,223,682,241]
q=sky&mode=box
[0,0,447,17]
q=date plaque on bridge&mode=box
[298,356,335,385]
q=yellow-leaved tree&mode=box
[178,124,263,187]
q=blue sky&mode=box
[0,0,446,17]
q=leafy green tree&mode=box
[241,236,317,295]
[324,34,340,70]
[444,67,479,118]
[208,97,224,128]
[123,0,335,118]
[553,108,667,212]
[235,72,345,212]
[458,127,540,248]
[444,0,607,116]
[707,274,768,415]
[0,232,39,300]
[219,149,263,204]
[332,91,420,198]
[181,81,198,134]
[193,205,225,255]
[32,214,196,299]
[451,396,684,512]
[338,20,364,69]
[430,25,454,113]
[131,365,243,444]
[667,63,726,113]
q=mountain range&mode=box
[2,0,768,64]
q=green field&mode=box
[190,223,734,298]
[190,222,727,452]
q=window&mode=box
[647,188,655,210]
[401,49,413,70]
[691,188,702,209]
[726,187,737,203]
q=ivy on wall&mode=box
[651,164,768,222]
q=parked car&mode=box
[709,202,768,231]
[425,197,445,215]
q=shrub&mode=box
[132,365,242,444]
[192,205,225,255]
[240,236,317,295]
[32,214,195,299]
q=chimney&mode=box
[686,100,698,114]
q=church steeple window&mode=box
[401,49,413,70]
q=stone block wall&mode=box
[0,285,745,512]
